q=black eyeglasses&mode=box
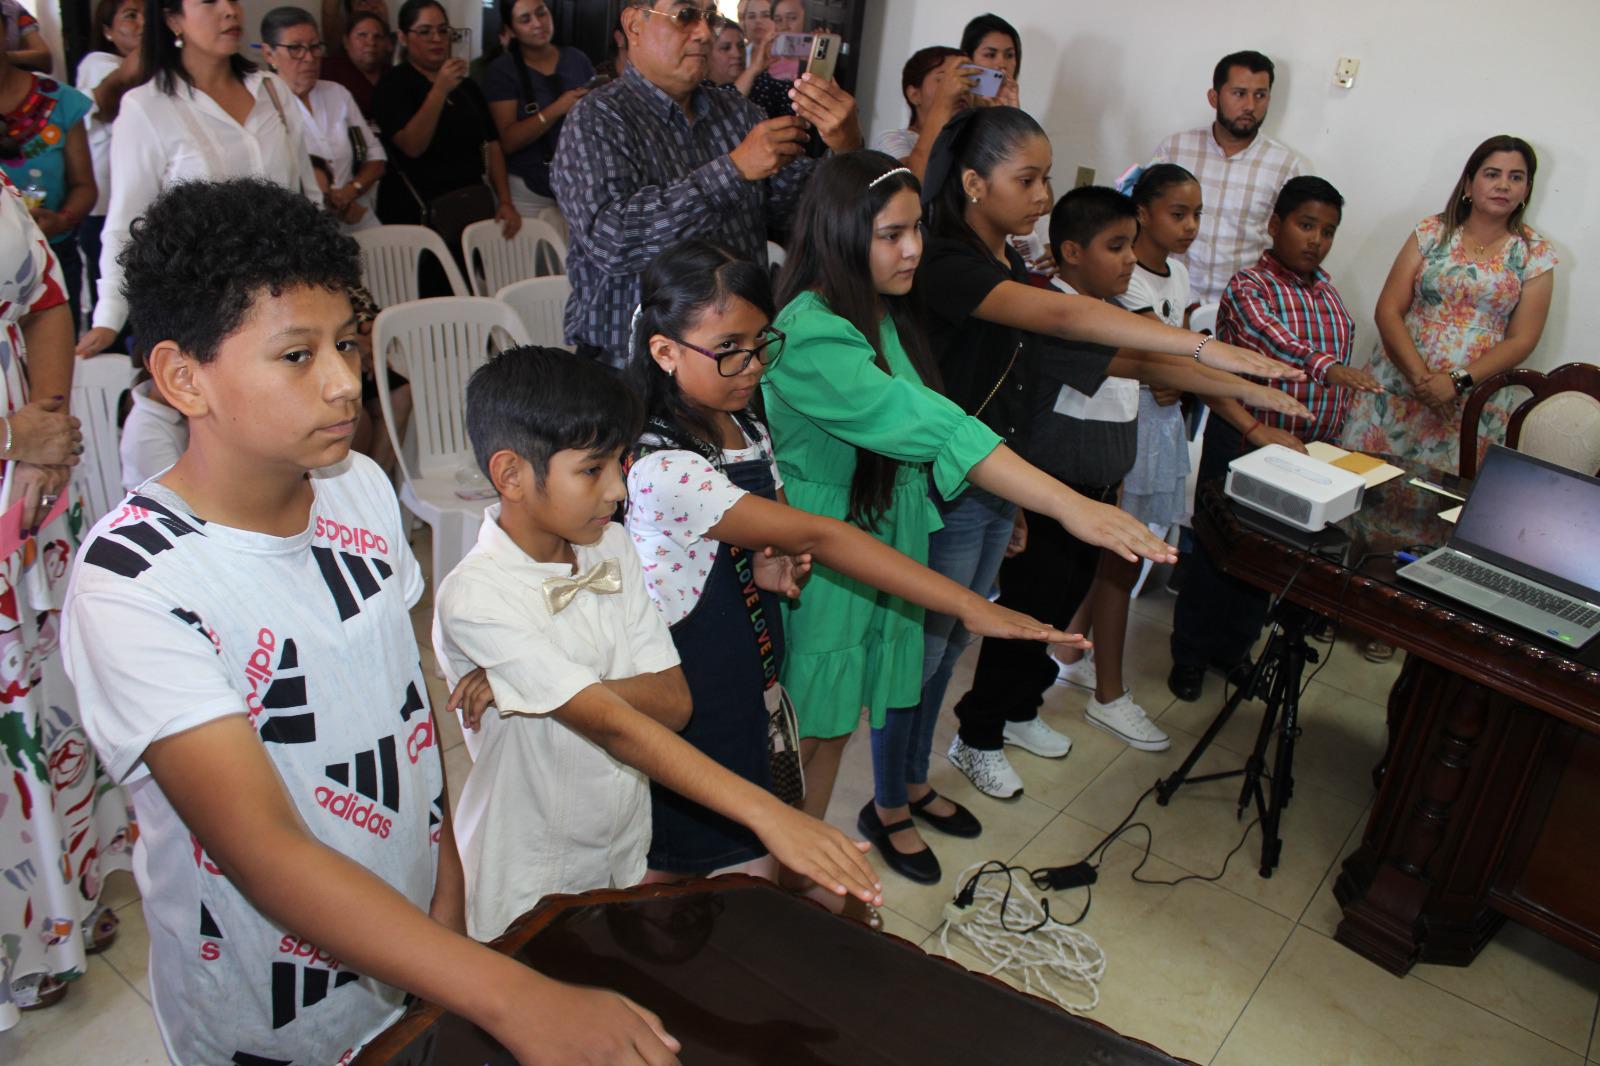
[639,5,729,33]
[272,41,327,59]
[672,328,785,377]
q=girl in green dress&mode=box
[762,151,1178,885]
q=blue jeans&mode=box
[869,488,1015,807]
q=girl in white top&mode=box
[74,0,144,320]
[261,7,385,233]
[76,0,318,358]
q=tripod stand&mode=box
[1155,599,1319,878]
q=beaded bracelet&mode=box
[1193,334,1213,361]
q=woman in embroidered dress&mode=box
[0,175,132,1022]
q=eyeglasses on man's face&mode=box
[672,328,786,377]
[639,4,729,34]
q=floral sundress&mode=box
[1343,214,1557,472]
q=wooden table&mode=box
[1194,473,1600,976]
[355,877,1192,1064]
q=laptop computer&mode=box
[1397,445,1600,648]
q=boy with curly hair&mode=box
[60,178,680,1065]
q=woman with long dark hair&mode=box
[76,0,318,358]
[483,0,593,234]
[622,239,1065,902]
[73,0,143,322]
[762,150,1177,885]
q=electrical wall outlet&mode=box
[1075,166,1095,188]
[1334,57,1360,89]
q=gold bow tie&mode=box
[542,558,623,614]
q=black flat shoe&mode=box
[1167,663,1205,702]
[908,790,982,838]
[857,802,942,885]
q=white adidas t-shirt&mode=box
[1118,258,1192,328]
[61,454,442,1065]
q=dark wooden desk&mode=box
[355,877,1192,1064]
[1195,474,1600,976]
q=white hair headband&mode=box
[868,166,912,189]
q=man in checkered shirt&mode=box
[1151,50,1308,305]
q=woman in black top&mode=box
[371,0,519,237]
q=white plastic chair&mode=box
[354,225,470,308]
[766,239,786,282]
[69,353,137,527]
[495,276,573,350]
[461,216,567,296]
[373,298,531,583]
[1188,301,1219,337]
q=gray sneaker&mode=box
[948,736,1024,798]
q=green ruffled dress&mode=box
[763,290,1001,738]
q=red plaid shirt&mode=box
[1217,250,1355,442]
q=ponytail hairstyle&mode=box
[923,105,1047,255]
[627,240,777,456]
[144,0,256,94]
[1129,162,1198,212]
[1441,134,1538,242]
[775,150,942,529]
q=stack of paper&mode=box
[1302,441,1406,489]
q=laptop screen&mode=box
[1453,446,1600,598]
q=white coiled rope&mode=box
[935,862,1106,1012]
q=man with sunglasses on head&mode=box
[552,0,861,368]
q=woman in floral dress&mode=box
[1343,135,1557,473]
[1341,135,1556,662]
[0,174,132,1023]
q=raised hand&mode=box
[729,116,808,180]
[959,597,1091,650]
[787,73,862,153]
[753,802,882,906]
[1324,363,1384,393]
[1244,423,1308,454]
[1201,340,1307,382]
[1245,384,1312,420]
[1060,497,1179,565]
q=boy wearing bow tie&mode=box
[60,180,683,1065]
[432,346,880,941]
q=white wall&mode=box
[861,0,1600,372]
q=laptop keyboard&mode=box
[1434,553,1600,628]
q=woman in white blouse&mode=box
[75,0,318,358]
[260,7,384,233]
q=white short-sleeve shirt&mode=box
[60,454,441,1065]
[432,513,680,940]
[291,79,385,218]
[1118,258,1192,329]
[93,71,319,334]
[119,379,189,490]
[623,423,782,625]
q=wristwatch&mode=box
[352,180,365,194]
[1449,368,1475,396]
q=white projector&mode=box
[1225,444,1366,532]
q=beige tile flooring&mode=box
[5,578,1598,1065]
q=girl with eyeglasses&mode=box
[622,238,1066,901]
[483,0,595,237]
[77,0,320,359]
[372,0,519,242]
[260,7,386,233]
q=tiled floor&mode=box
[6,571,1598,1064]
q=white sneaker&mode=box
[1053,652,1097,692]
[1002,716,1073,758]
[948,737,1025,798]
[1084,692,1171,752]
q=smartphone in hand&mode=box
[967,64,1005,99]
[806,32,842,82]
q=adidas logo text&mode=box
[312,787,393,838]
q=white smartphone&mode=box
[967,64,1005,99]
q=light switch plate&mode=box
[1075,166,1095,188]
[1334,57,1360,89]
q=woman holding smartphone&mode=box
[483,0,594,233]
